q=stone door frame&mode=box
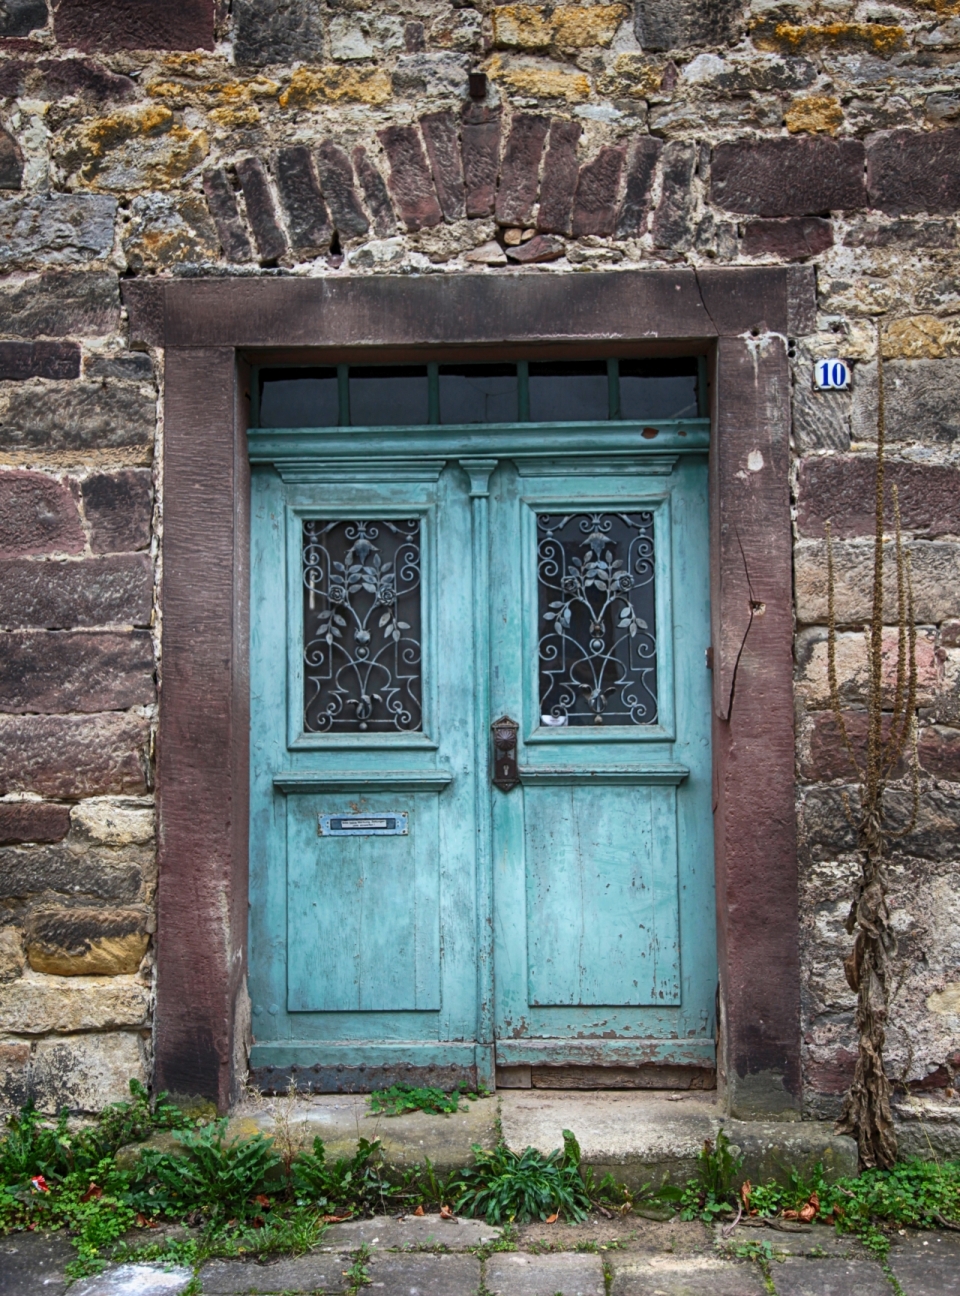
[126,266,809,1117]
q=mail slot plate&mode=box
[318,812,408,836]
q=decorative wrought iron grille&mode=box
[303,519,422,732]
[537,512,658,726]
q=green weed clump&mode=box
[451,1129,592,1225]
[368,1082,487,1117]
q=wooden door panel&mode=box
[524,783,680,1008]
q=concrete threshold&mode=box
[229,1089,858,1188]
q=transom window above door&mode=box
[255,358,705,428]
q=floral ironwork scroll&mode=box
[537,512,657,726]
[303,519,422,732]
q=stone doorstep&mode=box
[229,1090,858,1190]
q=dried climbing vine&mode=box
[825,330,920,1170]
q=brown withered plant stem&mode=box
[825,332,919,1170]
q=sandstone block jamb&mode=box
[0,713,149,799]
[0,630,155,714]
[867,127,960,215]
[0,553,153,630]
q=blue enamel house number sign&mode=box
[814,359,851,390]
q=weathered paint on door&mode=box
[248,421,715,1088]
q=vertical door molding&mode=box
[459,458,498,1089]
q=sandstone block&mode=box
[420,113,466,223]
[616,137,661,238]
[315,140,370,239]
[72,801,154,846]
[795,538,960,625]
[679,53,818,93]
[0,802,71,846]
[798,456,960,539]
[0,554,153,630]
[505,233,565,263]
[711,137,866,217]
[0,713,150,799]
[234,0,324,67]
[796,627,940,708]
[651,140,695,249]
[352,147,396,239]
[0,972,150,1032]
[536,119,580,236]
[392,53,470,99]
[203,167,253,263]
[30,57,136,102]
[53,0,214,52]
[0,629,155,714]
[881,316,960,361]
[867,127,960,216]
[30,1030,147,1113]
[852,359,960,443]
[635,0,743,50]
[486,55,591,102]
[785,95,843,135]
[27,907,150,976]
[0,380,156,452]
[461,102,501,219]
[0,271,119,339]
[329,13,404,61]
[0,0,47,37]
[597,52,665,99]
[0,1042,30,1108]
[496,114,549,227]
[801,710,908,782]
[80,469,152,554]
[0,127,23,190]
[742,217,833,259]
[571,144,625,239]
[279,66,392,109]
[236,156,286,262]
[918,725,960,781]
[0,194,117,269]
[493,4,627,50]
[85,353,154,383]
[58,106,208,193]
[122,192,219,270]
[0,341,80,381]
[753,21,905,59]
[377,125,443,233]
[0,471,84,559]
[0,927,25,981]
[0,843,145,902]
[276,146,332,256]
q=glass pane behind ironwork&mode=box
[619,359,699,420]
[303,519,422,733]
[439,364,518,423]
[349,365,429,426]
[259,367,339,427]
[529,361,609,422]
[537,512,657,726]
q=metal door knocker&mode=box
[491,716,520,791]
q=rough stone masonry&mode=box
[0,0,959,1134]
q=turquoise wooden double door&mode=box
[249,412,716,1090]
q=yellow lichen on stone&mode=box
[27,933,150,977]
[62,103,209,190]
[493,4,628,49]
[279,65,392,109]
[210,105,262,128]
[756,22,906,57]
[597,52,664,99]
[882,314,960,358]
[147,75,279,110]
[78,104,174,161]
[785,95,844,134]
[485,54,592,101]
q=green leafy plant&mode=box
[654,1128,744,1222]
[291,1136,385,1214]
[451,1129,591,1224]
[367,1083,487,1117]
[131,1120,280,1221]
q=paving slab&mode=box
[228,1094,498,1175]
[322,1213,500,1250]
[365,1252,481,1295]
[485,1251,605,1296]
[718,1222,867,1258]
[768,1257,892,1296]
[198,1253,352,1293]
[71,1266,193,1296]
[887,1230,960,1295]
[0,1231,73,1296]
[609,1254,768,1295]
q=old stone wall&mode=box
[0,0,958,1119]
